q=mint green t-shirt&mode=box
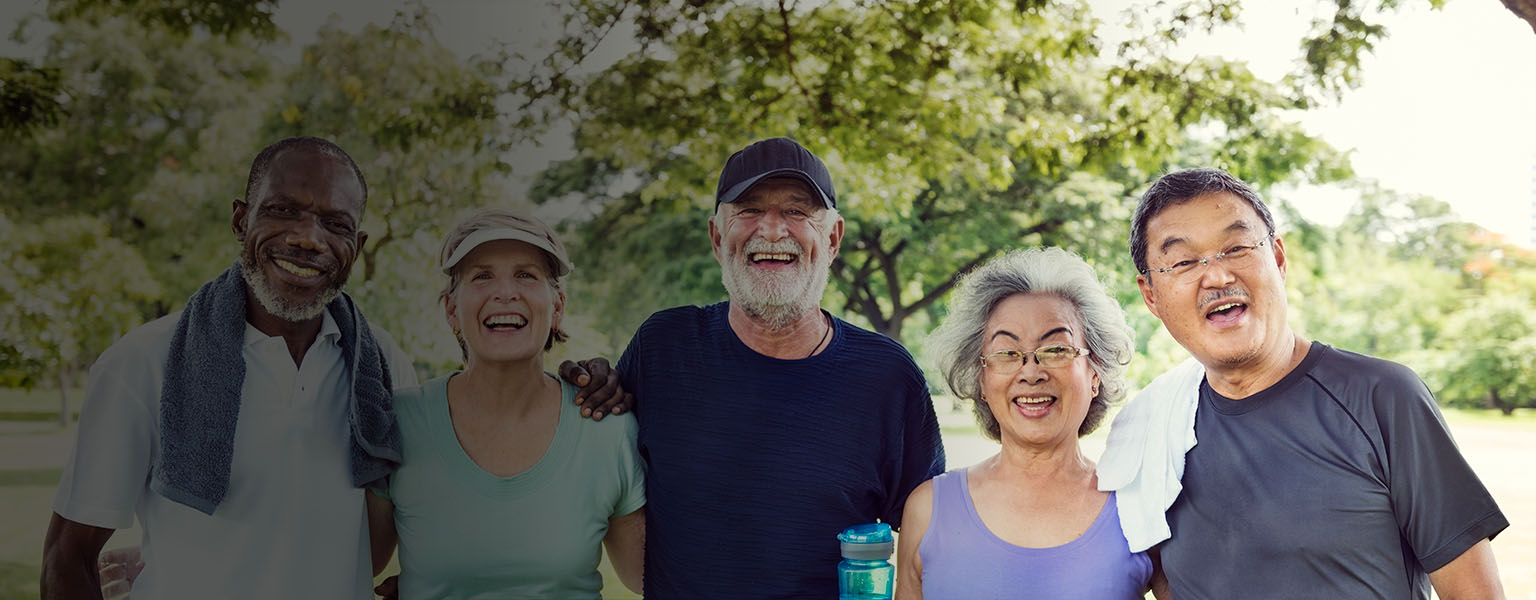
[386,374,645,599]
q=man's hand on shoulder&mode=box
[559,357,633,421]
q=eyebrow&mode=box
[262,195,357,222]
[988,326,1072,345]
[1156,220,1254,255]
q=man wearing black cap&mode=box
[616,137,946,598]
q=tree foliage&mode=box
[1,0,1532,413]
[528,0,1351,347]
[0,213,160,392]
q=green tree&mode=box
[261,5,528,368]
[0,213,160,422]
[527,0,1350,351]
[1432,290,1536,414]
[0,14,276,307]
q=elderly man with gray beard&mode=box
[615,137,945,599]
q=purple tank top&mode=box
[917,469,1151,599]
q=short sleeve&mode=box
[882,371,945,530]
[611,414,646,518]
[52,338,158,530]
[616,330,644,406]
[1376,368,1508,571]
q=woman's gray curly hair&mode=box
[928,247,1134,441]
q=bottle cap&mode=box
[838,523,894,560]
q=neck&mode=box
[1205,332,1311,399]
[727,301,830,359]
[990,437,1095,485]
[244,286,322,367]
[453,356,555,416]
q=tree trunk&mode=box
[1488,387,1515,416]
[1502,0,1536,35]
[56,366,72,427]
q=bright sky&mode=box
[6,1,1534,247]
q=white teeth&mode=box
[485,314,527,327]
[750,252,796,262]
[1208,302,1242,315]
[275,259,319,277]
[1013,396,1055,405]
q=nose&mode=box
[1196,257,1238,288]
[284,215,325,251]
[757,211,789,241]
[491,279,521,303]
[1016,356,1048,384]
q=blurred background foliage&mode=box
[1,0,1533,418]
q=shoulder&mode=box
[562,379,638,436]
[902,477,937,517]
[91,312,180,375]
[1307,344,1430,404]
[392,375,447,422]
[365,323,418,388]
[833,319,927,385]
[634,304,717,337]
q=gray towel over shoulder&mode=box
[153,262,401,515]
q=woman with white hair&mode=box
[367,208,644,599]
[895,247,1164,599]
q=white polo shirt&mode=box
[53,309,418,599]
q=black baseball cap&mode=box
[715,137,836,210]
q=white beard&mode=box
[720,238,830,330]
[239,249,340,323]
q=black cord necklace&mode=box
[806,312,832,358]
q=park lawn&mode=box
[0,387,81,423]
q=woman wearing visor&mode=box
[896,248,1163,599]
[368,208,644,598]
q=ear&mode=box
[709,213,725,262]
[551,287,566,331]
[826,214,845,260]
[232,199,250,241]
[1271,235,1288,280]
[355,229,369,253]
[443,291,460,335]
[1137,272,1162,320]
[1090,369,1101,398]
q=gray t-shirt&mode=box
[1162,343,1507,599]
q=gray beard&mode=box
[239,251,339,323]
[720,255,830,331]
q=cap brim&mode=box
[440,227,573,276]
[716,168,834,208]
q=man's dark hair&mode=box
[1130,167,1276,275]
[243,136,367,211]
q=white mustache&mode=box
[742,239,803,258]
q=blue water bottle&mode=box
[837,523,895,600]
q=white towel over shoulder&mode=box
[1096,357,1205,552]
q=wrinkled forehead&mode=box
[1146,192,1264,250]
[256,149,365,213]
[983,292,1083,346]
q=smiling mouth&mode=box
[1205,301,1247,322]
[273,257,322,278]
[484,314,528,331]
[1012,395,1057,414]
[749,252,798,265]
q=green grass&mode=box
[0,469,61,487]
[0,387,80,413]
[1441,406,1536,428]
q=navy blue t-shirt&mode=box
[1163,342,1507,599]
[617,302,945,599]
